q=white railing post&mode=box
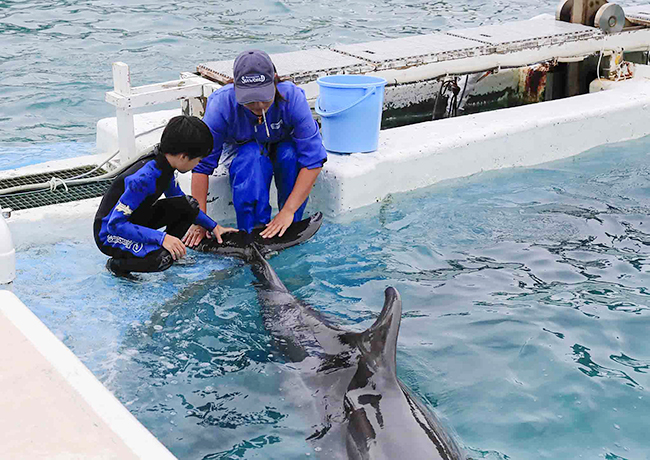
[0,210,15,288]
[112,62,137,164]
[104,64,220,162]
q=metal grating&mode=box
[0,180,112,211]
[626,5,650,26]
[198,49,372,85]
[448,17,599,50]
[332,33,490,70]
[0,165,108,191]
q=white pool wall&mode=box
[97,66,650,219]
[310,70,650,216]
[0,213,15,285]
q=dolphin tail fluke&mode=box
[195,212,323,259]
[257,212,323,255]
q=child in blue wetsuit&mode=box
[94,115,236,276]
[183,49,327,247]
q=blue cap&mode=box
[233,50,276,105]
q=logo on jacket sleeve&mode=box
[106,234,143,253]
[115,201,133,216]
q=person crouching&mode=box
[93,115,236,276]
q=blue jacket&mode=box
[94,150,216,256]
[193,81,327,175]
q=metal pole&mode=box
[566,0,588,96]
[112,62,137,164]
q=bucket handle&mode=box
[315,86,377,118]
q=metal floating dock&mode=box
[196,16,635,86]
[625,4,650,25]
[198,48,374,85]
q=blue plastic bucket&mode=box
[315,75,387,153]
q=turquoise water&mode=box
[12,137,650,459]
[3,1,650,459]
[0,0,570,166]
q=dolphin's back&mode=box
[249,246,465,460]
[249,244,351,361]
[342,289,465,460]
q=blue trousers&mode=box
[229,140,307,233]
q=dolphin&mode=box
[248,244,466,460]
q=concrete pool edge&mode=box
[0,290,178,460]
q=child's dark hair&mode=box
[159,115,213,159]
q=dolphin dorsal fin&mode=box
[352,287,403,377]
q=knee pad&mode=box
[185,195,200,213]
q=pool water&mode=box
[2,0,565,154]
[12,135,650,459]
[3,0,650,458]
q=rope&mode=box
[0,123,166,196]
[48,177,69,192]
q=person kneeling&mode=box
[93,115,236,276]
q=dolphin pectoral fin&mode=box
[194,212,323,259]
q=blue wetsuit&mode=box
[193,81,327,233]
[94,148,216,272]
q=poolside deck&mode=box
[0,290,177,460]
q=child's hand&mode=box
[182,224,207,247]
[209,224,238,244]
[163,234,187,260]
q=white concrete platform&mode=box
[177,66,650,219]
[87,65,650,221]
[96,108,181,159]
[0,290,177,460]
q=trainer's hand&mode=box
[163,234,187,260]
[182,224,207,248]
[260,208,294,239]
[207,224,238,244]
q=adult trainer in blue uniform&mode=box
[94,115,236,276]
[183,49,327,247]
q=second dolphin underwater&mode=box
[197,213,466,459]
